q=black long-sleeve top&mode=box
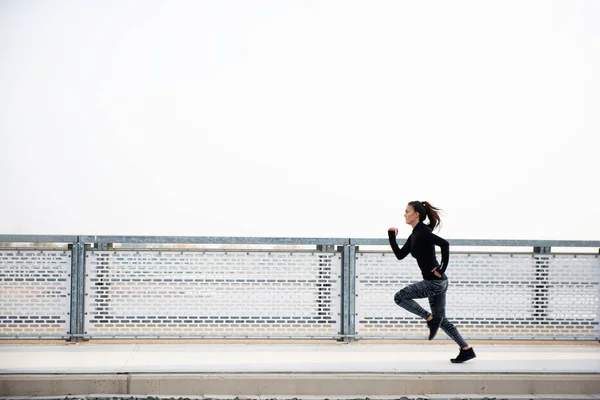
[388,221,450,281]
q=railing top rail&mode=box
[1,235,598,248]
[350,238,600,247]
[79,235,350,246]
[0,234,78,243]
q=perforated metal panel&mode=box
[84,250,341,337]
[355,252,600,340]
[0,250,71,336]
[547,255,600,322]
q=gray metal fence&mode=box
[1,235,598,341]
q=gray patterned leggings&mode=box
[394,279,468,348]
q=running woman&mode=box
[388,201,476,363]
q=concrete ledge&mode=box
[1,374,600,397]
[0,375,128,396]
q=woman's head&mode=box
[405,201,442,230]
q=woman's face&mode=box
[404,204,420,226]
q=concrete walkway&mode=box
[1,342,599,397]
[1,343,600,374]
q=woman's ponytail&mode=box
[409,201,443,231]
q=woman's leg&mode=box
[394,280,436,319]
[440,318,469,349]
[428,282,469,349]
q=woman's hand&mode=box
[388,227,398,236]
[433,270,442,278]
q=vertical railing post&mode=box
[68,237,86,342]
[347,244,357,342]
[340,242,357,343]
[68,241,78,342]
[339,243,350,342]
[76,239,86,341]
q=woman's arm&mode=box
[428,232,450,272]
[388,229,411,260]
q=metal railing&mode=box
[1,235,598,342]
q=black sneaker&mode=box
[451,347,476,363]
[427,316,443,340]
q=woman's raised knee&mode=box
[394,290,406,305]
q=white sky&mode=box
[1,1,599,240]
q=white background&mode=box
[1,1,598,240]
